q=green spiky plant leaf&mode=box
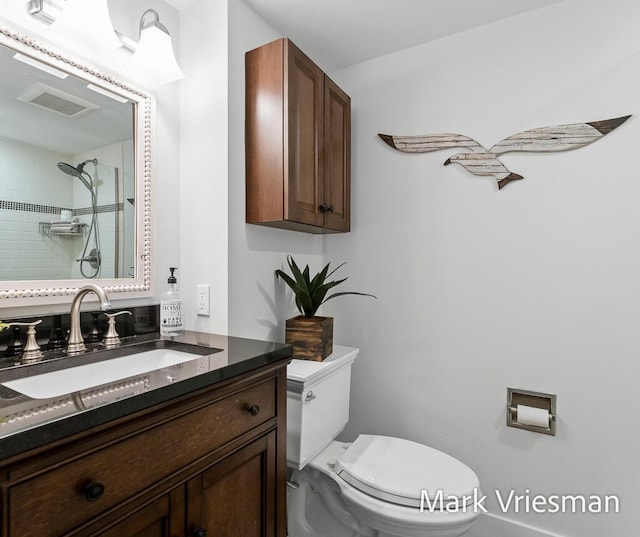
[275,255,376,317]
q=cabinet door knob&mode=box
[248,405,260,416]
[319,203,334,213]
[84,482,105,502]
[193,528,207,537]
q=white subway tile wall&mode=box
[0,139,129,281]
[0,138,75,280]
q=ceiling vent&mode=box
[17,82,100,119]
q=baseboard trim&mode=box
[466,512,568,537]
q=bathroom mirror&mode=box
[0,25,152,306]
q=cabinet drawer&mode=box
[6,379,276,537]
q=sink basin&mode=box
[2,347,209,400]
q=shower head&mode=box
[76,158,98,175]
[57,159,97,193]
[57,161,81,177]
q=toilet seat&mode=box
[338,474,479,537]
[335,435,479,509]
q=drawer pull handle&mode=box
[248,405,260,416]
[85,482,105,502]
[193,528,207,537]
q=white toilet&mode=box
[287,346,481,537]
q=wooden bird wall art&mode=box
[379,115,631,190]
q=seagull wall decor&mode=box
[379,115,631,190]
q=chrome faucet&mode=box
[67,284,111,354]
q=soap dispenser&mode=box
[160,267,184,336]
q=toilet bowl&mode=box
[287,347,481,537]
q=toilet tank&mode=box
[287,346,359,469]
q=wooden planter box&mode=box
[285,316,333,361]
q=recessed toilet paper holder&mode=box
[507,387,557,436]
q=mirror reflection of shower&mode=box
[56,158,101,278]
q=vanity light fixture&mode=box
[27,2,184,87]
[123,9,185,87]
[13,52,68,79]
[49,0,122,54]
[28,0,65,25]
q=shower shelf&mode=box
[39,222,87,237]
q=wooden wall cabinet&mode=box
[246,38,351,233]
[0,361,288,537]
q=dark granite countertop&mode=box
[0,331,292,461]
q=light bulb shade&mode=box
[124,25,184,86]
[51,0,121,53]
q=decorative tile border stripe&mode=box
[0,200,71,215]
[0,200,124,216]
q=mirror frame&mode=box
[0,24,153,306]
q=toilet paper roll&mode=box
[517,404,549,428]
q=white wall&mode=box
[322,0,640,536]
[177,0,229,334]
[227,0,324,341]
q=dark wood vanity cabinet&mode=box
[91,494,177,536]
[246,38,351,233]
[186,432,277,537]
[0,360,289,537]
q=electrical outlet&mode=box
[196,284,210,316]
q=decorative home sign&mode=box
[379,115,631,189]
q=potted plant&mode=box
[275,255,375,361]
